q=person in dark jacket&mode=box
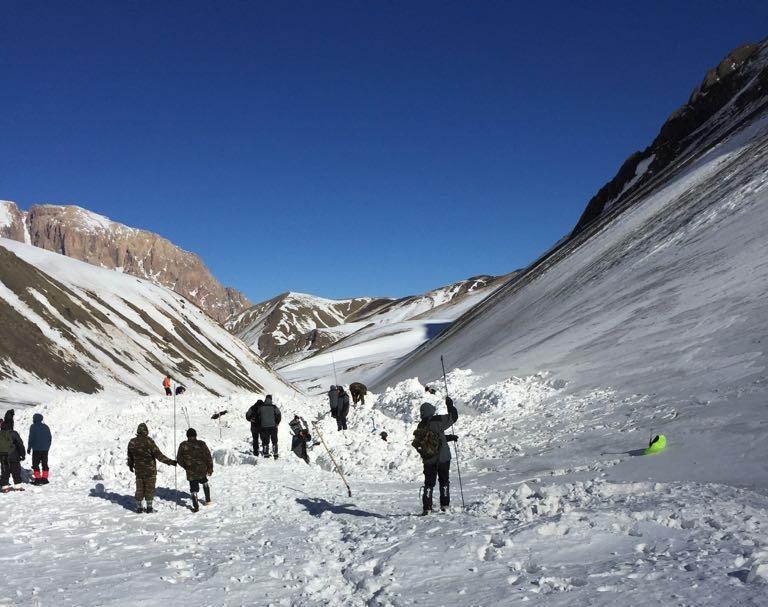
[176,428,214,512]
[3,409,14,427]
[419,397,459,514]
[245,399,263,456]
[349,382,367,405]
[336,386,350,432]
[0,419,26,492]
[327,385,339,418]
[27,413,52,485]
[289,415,311,464]
[127,423,176,513]
[258,395,281,459]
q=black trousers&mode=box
[337,414,348,431]
[0,456,22,485]
[423,460,450,489]
[189,477,209,493]
[259,428,278,454]
[251,428,260,454]
[32,450,49,472]
[165,387,172,396]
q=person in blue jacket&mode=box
[28,413,52,485]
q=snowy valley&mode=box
[1,38,768,607]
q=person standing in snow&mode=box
[126,423,176,513]
[245,399,263,456]
[27,413,52,485]
[349,382,367,405]
[417,397,458,515]
[336,386,351,432]
[258,395,281,459]
[176,428,214,512]
[327,385,339,419]
[0,418,26,492]
[289,415,311,464]
[163,375,172,396]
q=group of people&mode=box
[0,409,52,492]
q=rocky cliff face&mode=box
[0,202,250,323]
[574,40,768,234]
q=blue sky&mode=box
[1,2,766,302]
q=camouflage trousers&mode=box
[134,475,157,502]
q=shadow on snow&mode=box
[296,497,385,518]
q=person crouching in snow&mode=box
[127,423,176,513]
[289,415,312,464]
[27,413,52,485]
[0,419,26,493]
[176,428,213,512]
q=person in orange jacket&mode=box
[163,374,172,396]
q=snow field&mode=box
[2,364,767,605]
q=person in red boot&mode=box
[27,413,52,485]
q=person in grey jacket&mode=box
[327,386,339,418]
[258,395,282,459]
[336,386,351,432]
[420,397,458,514]
[27,413,52,484]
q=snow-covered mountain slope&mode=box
[0,202,251,322]
[280,276,510,391]
[375,41,768,399]
[227,275,509,372]
[0,238,294,402]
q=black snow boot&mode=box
[422,487,434,515]
[145,501,154,514]
[273,452,279,460]
[136,505,144,513]
[440,485,450,511]
[203,483,211,505]
[191,493,200,512]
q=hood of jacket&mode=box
[33,413,44,424]
[420,402,436,420]
[137,423,149,436]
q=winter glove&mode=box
[129,464,134,473]
[171,460,178,466]
[445,397,453,407]
[27,448,31,455]
[445,434,458,442]
[207,468,214,477]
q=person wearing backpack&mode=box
[327,385,339,419]
[27,413,52,485]
[245,399,263,456]
[0,419,26,493]
[412,397,458,515]
[176,428,214,513]
[258,395,281,459]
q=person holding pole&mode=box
[127,423,176,513]
[416,397,458,515]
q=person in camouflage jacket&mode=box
[176,428,214,512]
[126,423,176,513]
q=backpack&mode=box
[0,429,13,455]
[411,420,440,460]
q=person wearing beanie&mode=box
[258,395,281,459]
[417,397,459,514]
[27,413,52,485]
[126,423,176,513]
[176,428,214,512]
[0,418,26,493]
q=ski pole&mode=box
[441,355,465,509]
[331,354,339,386]
[312,421,352,497]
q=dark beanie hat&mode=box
[186,428,197,438]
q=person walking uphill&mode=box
[127,423,176,513]
[413,397,459,515]
[336,386,350,432]
[28,413,52,485]
[176,428,213,513]
[258,395,281,459]
[0,419,26,492]
[163,375,172,396]
[245,399,263,456]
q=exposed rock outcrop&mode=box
[0,202,250,323]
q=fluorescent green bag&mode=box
[645,434,667,455]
